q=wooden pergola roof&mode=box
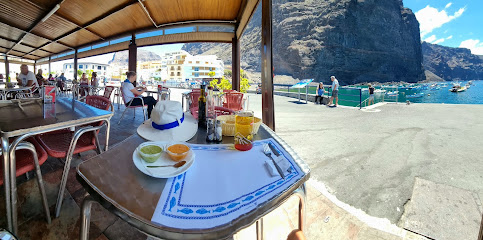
[0,0,260,63]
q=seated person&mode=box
[79,73,90,96]
[36,69,46,86]
[122,71,157,118]
[18,64,39,89]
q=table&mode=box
[146,89,170,101]
[0,98,114,234]
[77,125,310,240]
[0,86,32,99]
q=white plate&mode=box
[133,141,195,178]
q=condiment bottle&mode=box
[215,119,223,143]
[198,84,207,128]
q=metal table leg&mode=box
[1,137,12,232]
[80,195,96,240]
[256,218,264,240]
[293,183,307,231]
[104,118,111,151]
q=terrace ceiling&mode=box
[0,0,260,62]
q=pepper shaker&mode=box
[215,119,223,142]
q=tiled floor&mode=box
[1,99,428,240]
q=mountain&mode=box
[422,42,483,81]
[183,0,424,85]
[108,49,161,66]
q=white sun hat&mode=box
[137,101,198,142]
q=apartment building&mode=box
[63,62,110,78]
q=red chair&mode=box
[0,138,51,225]
[190,106,234,119]
[223,92,244,111]
[118,85,147,124]
[36,95,112,217]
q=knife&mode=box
[269,142,292,173]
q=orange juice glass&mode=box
[234,111,254,151]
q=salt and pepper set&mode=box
[198,84,223,143]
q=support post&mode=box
[48,56,51,76]
[261,0,275,130]
[5,56,9,82]
[34,60,36,74]
[232,35,240,91]
[73,49,78,81]
[128,33,137,73]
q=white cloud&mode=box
[433,38,445,44]
[445,2,452,9]
[424,35,437,43]
[446,35,453,40]
[459,39,483,55]
[415,5,466,37]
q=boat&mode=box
[385,91,399,96]
[406,92,424,98]
[374,89,386,93]
[449,85,466,92]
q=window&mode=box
[196,61,200,64]
[194,67,199,71]
[188,61,192,64]
[205,62,209,64]
[79,65,83,69]
[98,66,102,70]
[104,67,106,70]
[171,73,174,76]
[177,72,180,76]
[194,73,199,77]
[171,66,175,70]
[69,65,72,69]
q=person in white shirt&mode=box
[328,76,339,107]
[18,64,39,89]
[121,71,157,118]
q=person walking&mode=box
[368,84,375,105]
[328,76,339,107]
[315,82,325,104]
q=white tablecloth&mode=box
[151,138,302,229]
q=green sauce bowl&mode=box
[138,144,163,163]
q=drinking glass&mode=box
[234,111,254,151]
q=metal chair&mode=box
[0,138,51,225]
[35,95,112,217]
[118,86,147,125]
[103,86,115,100]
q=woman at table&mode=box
[122,71,157,118]
[91,72,99,88]
[79,73,90,97]
[36,69,46,86]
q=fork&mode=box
[263,144,285,179]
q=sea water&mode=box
[280,80,483,107]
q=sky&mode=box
[403,0,483,55]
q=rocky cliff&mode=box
[108,49,161,66]
[183,0,424,84]
[422,42,483,81]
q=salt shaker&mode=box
[215,119,223,142]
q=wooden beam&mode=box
[6,0,65,54]
[237,0,261,38]
[21,0,104,40]
[128,33,137,73]
[0,45,42,58]
[73,49,77,80]
[261,0,274,130]
[232,35,240,91]
[21,0,139,57]
[0,36,51,52]
[5,56,10,82]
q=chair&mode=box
[36,95,111,217]
[223,92,244,111]
[103,86,115,100]
[190,106,234,120]
[118,85,147,124]
[0,138,51,224]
